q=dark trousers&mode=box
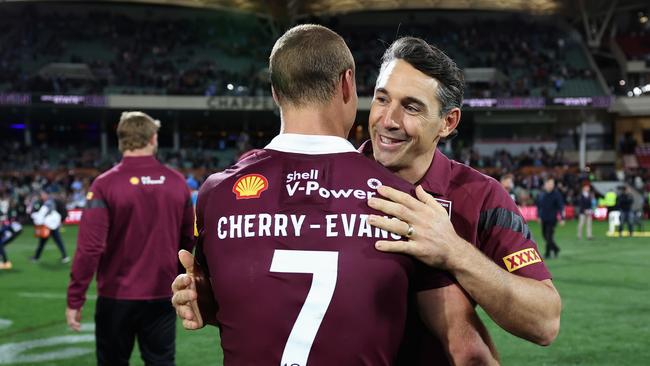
[0,243,7,262]
[33,228,67,259]
[541,221,560,258]
[619,210,634,236]
[95,297,176,366]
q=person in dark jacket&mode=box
[616,186,634,237]
[577,184,595,240]
[536,177,565,258]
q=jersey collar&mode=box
[417,149,452,196]
[265,133,358,155]
[358,139,451,196]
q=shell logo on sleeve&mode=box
[503,248,542,272]
[233,174,269,199]
[129,177,140,185]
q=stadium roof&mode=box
[4,0,648,19]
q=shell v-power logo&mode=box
[232,174,269,199]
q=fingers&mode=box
[171,273,192,292]
[178,249,195,274]
[368,215,409,237]
[415,186,447,215]
[182,319,204,330]
[172,288,197,307]
[368,196,416,223]
[377,185,423,211]
[66,308,81,332]
[374,240,416,255]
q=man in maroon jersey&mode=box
[363,37,562,364]
[172,25,498,365]
[66,111,195,365]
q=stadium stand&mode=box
[0,4,606,98]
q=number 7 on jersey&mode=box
[270,249,339,366]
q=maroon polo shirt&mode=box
[360,141,551,365]
[67,156,195,309]
[196,134,453,366]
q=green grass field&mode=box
[0,220,648,365]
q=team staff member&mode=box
[536,177,565,257]
[362,37,561,364]
[172,25,497,365]
[66,112,195,366]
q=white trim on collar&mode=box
[265,134,358,155]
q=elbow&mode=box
[532,294,562,346]
[534,316,560,346]
[448,339,497,366]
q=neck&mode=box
[279,103,349,139]
[393,143,437,184]
[123,148,154,157]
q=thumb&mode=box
[178,249,195,274]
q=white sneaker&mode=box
[61,257,71,264]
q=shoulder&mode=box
[159,163,187,183]
[91,164,121,189]
[448,162,510,209]
[199,151,270,196]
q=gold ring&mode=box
[406,225,415,238]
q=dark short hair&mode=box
[270,24,354,107]
[381,37,464,117]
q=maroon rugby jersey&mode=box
[360,142,552,365]
[67,156,195,309]
[196,134,452,366]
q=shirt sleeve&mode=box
[179,188,196,253]
[67,181,109,310]
[413,262,455,291]
[478,182,552,281]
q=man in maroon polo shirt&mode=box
[364,37,562,364]
[66,111,195,366]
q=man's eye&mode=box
[405,104,420,113]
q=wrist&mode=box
[441,235,471,272]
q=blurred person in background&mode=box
[30,190,70,263]
[66,111,195,366]
[576,184,595,240]
[536,177,564,258]
[500,173,517,202]
[616,185,634,237]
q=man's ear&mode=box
[271,86,280,106]
[341,69,355,104]
[150,133,158,146]
[439,108,461,138]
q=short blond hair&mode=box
[117,111,160,153]
[269,24,354,107]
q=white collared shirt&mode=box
[265,133,358,155]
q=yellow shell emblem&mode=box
[232,174,268,199]
[130,177,140,185]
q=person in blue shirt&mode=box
[536,177,565,258]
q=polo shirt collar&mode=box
[265,133,358,155]
[417,149,452,196]
[359,140,451,196]
[121,155,157,166]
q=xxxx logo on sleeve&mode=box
[502,248,542,272]
[233,174,269,199]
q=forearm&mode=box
[446,239,561,345]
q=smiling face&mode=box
[369,59,458,183]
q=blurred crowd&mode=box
[0,5,268,96]
[458,147,568,171]
[332,16,598,98]
[0,6,602,98]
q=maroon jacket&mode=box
[196,134,453,366]
[67,156,195,309]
